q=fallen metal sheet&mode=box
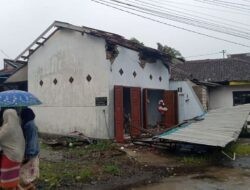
[156,104,250,147]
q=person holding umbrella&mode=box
[19,108,40,190]
[0,109,25,190]
[0,90,42,190]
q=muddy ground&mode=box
[36,137,250,190]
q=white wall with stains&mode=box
[209,85,250,110]
[108,46,170,131]
[28,28,170,139]
[170,80,204,123]
[29,29,110,138]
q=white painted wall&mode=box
[209,85,250,110]
[108,46,170,130]
[170,80,204,123]
[28,28,170,139]
[29,29,111,139]
[109,46,170,89]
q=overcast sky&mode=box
[0,0,249,69]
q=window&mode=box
[177,87,182,93]
[233,91,250,106]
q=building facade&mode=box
[12,21,174,141]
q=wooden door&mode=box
[163,90,178,128]
[130,87,141,137]
[143,89,148,129]
[114,86,124,143]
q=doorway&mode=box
[114,86,141,143]
[143,89,178,129]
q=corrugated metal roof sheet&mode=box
[157,104,250,147]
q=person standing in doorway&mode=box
[157,99,168,130]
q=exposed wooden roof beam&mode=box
[14,21,57,61]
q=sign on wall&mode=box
[95,97,108,106]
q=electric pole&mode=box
[220,50,226,59]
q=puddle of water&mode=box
[223,156,250,169]
[133,174,249,190]
[132,161,250,190]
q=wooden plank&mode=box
[143,89,148,129]
[163,90,178,128]
[130,87,141,137]
[114,86,124,143]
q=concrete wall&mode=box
[29,29,110,138]
[28,28,170,139]
[108,46,170,130]
[170,80,204,123]
[209,85,250,110]
[193,85,209,111]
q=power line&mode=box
[146,0,250,16]
[109,0,250,40]
[195,0,250,12]
[91,0,250,47]
[0,49,10,58]
[132,0,250,28]
[129,0,250,33]
[185,51,222,58]
[214,0,250,7]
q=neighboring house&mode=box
[171,55,250,110]
[8,21,178,142]
[0,59,27,91]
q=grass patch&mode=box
[79,168,93,180]
[180,156,207,165]
[40,142,50,150]
[225,142,250,156]
[179,150,222,165]
[103,164,121,175]
[39,160,94,189]
[86,140,114,152]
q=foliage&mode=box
[225,142,250,156]
[79,168,93,180]
[180,156,207,165]
[86,140,114,151]
[39,160,94,188]
[103,164,121,175]
[157,42,184,62]
[129,37,144,46]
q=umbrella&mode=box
[0,90,42,107]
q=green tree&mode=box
[129,37,144,46]
[157,42,184,62]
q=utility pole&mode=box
[220,50,226,59]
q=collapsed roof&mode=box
[14,21,171,66]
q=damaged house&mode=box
[8,21,179,142]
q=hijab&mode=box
[21,108,36,126]
[0,109,25,162]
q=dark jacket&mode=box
[21,108,40,159]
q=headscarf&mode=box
[21,108,36,126]
[0,109,25,162]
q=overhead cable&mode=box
[128,0,250,32]
[146,0,250,15]
[195,0,250,12]
[0,49,10,58]
[91,0,250,47]
[109,0,250,40]
[185,52,222,58]
[132,0,250,28]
